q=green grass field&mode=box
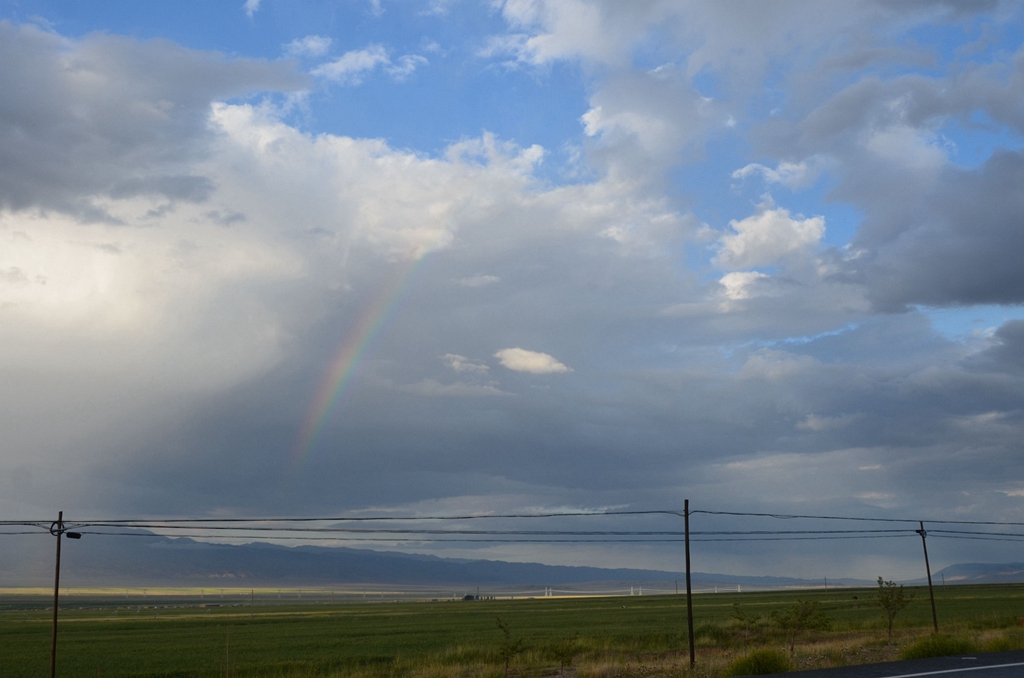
[2,584,1023,677]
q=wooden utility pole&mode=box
[50,511,63,678]
[916,521,939,633]
[684,500,695,669]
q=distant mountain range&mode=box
[925,562,1024,585]
[2,531,1019,589]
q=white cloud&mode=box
[579,67,724,179]
[399,379,508,397]
[865,125,947,173]
[423,0,458,16]
[312,45,426,85]
[443,354,489,374]
[732,158,829,190]
[312,45,391,85]
[456,275,500,287]
[386,54,428,80]
[284,35,332,58]
[493,0,674,67]
[718,271,769,301]
[494,348,571,374]
[716,204,824,270]
[243,0,261,19]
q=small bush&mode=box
[899,634,979,660]
[983,630,1024,653]
[724,648,792,676]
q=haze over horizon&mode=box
[2,0,1024,581]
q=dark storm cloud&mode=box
[966,319,1024,374]
[4,2,1024,579]
[753,49,1024,310]
[850,150,1024,310]
[79,303,1024,531]
[108,175,215,202]
[0,21,303,215]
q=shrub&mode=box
[724,648,792,676]
[899,634,979,660]
[875,577,914,644]
[546,634,581,676]
[496,617,525,678]
[983,630,1024,653]
[771,600,832,657]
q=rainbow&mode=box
[288,257,421,469]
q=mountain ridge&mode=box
[4,532,1020,588]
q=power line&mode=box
[692,510,1024,526]
[4,509,1024,545]
[42,524,917,536]
[3,528,923,543]
[6,508,1024,527]
[0,510,684,525]
[931,529,1024,538]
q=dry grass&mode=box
[502,627,1024,678]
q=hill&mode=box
[0,530,863,589]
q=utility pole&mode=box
[916,521,939,633]
[48,512,81,678]
[684,499,695,670]
[50,511,63,678]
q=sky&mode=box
[1,0,1024,580]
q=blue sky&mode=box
[10,0,593,155]
[2,0,1024,579]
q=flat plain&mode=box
[2,584,1023,677]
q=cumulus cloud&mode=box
[492,0,679,67]
[284,35,332,58]
[732,158,829,190]
[0,22,704,522]
[716,204,825,270]
[718,271,770,301]
[443,354,489,374]
[243,0,260,19]
[312,45,426,85]
[866,150,1024,309]
[494,348,571,374]
[581,67,724,179]
[6,4,1024,577]
[743,48,1024,309]
[0,22,302,217]
[312,44,390,84]
[387,54,428,80]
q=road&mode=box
[778,651,1024,678]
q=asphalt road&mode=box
[772,651,1024,677]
